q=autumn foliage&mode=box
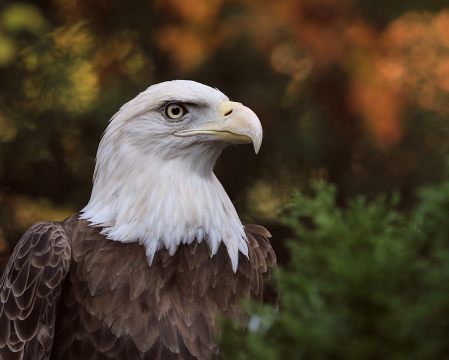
[0,0,448,268]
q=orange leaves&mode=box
[284,1,407,145]
[242,0,297,51]
[155,0,228,73]
[347,9,449,144]
[293,0,353,69]
[247,1,449,146]
[7,0,449,148]
[381,10,449,116]
[349,79,403,146]
[156,26,217,73]
[343,9,449,145]
[156,0,223,24]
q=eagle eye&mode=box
[165,103,186,119]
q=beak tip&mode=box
[253,138,262,154]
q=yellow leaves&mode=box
[245,163,309,222]
[1,3,49,35]
[93,29,153,83]
[18,24,99,114]
[0,193,74,254]
[270,43,313,105]
[0,34,15,66]
[0,4,152,114]
[12,196,75,228]
[0,3,49,66]
[270,43,312,81]
[52,22,94,54]
[64,60,99,113]
[247,180,286,222]
[0,111,17,143]
[123,53,148,77]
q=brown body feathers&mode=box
[0,214,277,360]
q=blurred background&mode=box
[1,0,449,270]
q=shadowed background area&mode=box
[1,0,449,271]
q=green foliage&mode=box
[222,180,449,359]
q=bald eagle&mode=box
[0,80,277,360]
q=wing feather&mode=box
[0,221,71,360]
[244,224,279,307]
[11,261,30,297]
[0,311,10,347]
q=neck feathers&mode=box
[81,142,248,272]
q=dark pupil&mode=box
[171,106,180,116]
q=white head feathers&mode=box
[81,80,261,272]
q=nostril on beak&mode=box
[224,110,233,116]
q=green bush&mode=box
[221,180,449,359]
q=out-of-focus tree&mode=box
[1,0,449,269]
[221,178,449,360]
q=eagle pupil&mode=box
[166,104,185,119]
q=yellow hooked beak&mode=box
[174,101,263,153]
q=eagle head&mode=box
[81,80,263,271]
